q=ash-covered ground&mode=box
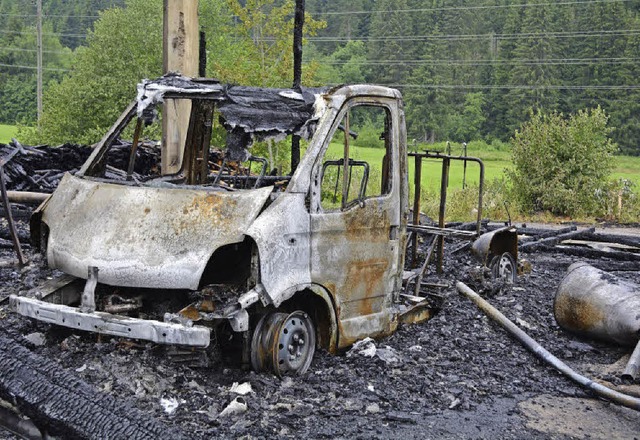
[0,216,639,439]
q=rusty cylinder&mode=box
[554,262,640,346]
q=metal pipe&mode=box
[476,159,484,236]
[622,340,640,381]
[6,191,49,204]
[341,112,350,208]
[456,281,640,411]
[437,157,450,274]
[408,152,484,236]
[0,166,26,266]
[411,154,422,268]
[462,142,467,189]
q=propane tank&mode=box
[554,262,640,346]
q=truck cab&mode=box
[12,75,437,375]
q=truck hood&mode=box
[42,174,273,289]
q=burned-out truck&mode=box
[11,75,516,375]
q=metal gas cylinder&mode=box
[554,262,640,346]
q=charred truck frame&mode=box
[11,75,517,375]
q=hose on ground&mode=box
[456,281,640,411]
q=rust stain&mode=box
[144,207,151,215]
[191,193,238,219]
[344,204,390,242]
[555,294,605,332]
[400,307,433,325]
[343,258,389,302]
[171,193,239,236]
[177,304,201,321]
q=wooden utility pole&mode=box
[36,0,43,124]
[162,0,199,174]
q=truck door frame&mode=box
[308,96,403,348]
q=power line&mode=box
[0,13,34,18]
[320,57,640,66]
[314,0,633,16]
[387,84,640,90]
[0,13,99,18]
[44,14,100,18]
[0,46,70,55]
[0,29,87,38]
[0,62,69,72]
[299,29,640,43]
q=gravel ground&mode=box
[0,218,639,439]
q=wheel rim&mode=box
[492,252,516,283]
[250,311,315,376]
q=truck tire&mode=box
[250,310,316,376]
[0,328,182,440]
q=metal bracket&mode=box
[80,266,98,313]
[230,309,249,332]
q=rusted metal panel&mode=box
[307,93,404,348]
[42,173,272,289]
[555,262,640,346]
[471,226,518,266]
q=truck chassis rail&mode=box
[10,295,211,348]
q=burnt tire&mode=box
[0,329,182,440]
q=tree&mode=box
[24,0,325,145]
[447,92,486,142]
[508,107,617,217]
[0,23,72,125]
[366,0,411,85]
[502,2,562,137]
[21,0,163,144]
[208,0,325,88]
[311,40,367,85]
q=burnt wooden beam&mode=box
[290,0,305,174]
[519,227,595,252]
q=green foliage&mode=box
[19,0,325,145]
[0,1,120,126]
[444,92,487,142]
[209,0,325,87]
[418,178,512,223]
[0,22,73,125]
[352,121,384,149]
[508,107,617,217]
[311,40,367,85]
[21,0,163,145]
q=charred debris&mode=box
[0,75,639,437]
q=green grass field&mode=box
[327,141,640,193]
[0,124,17,144]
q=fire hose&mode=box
[456,281,640,411]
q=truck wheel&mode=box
[490,252,517,284]
[250,311,315,376]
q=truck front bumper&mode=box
[10,295,211,348]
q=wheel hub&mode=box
[250,311,315,376]
[491,252,517,284]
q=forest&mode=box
[0,0,639,154]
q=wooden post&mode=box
[162,0,199,175]
[290,0,305,174]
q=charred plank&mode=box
[519,227,595,252]
[0,329,182,440]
